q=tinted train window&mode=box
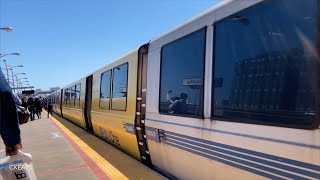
[56,92,60,105]
[71,86,76,106]
[100,70,111,109]
[75,84,81,107]
[68,87,73,106]
[159,29,205,117]
[112,63,128,111]
[213,0,318,128]
[64,88,70,106]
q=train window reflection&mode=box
[100,70,111,109]
[64,88,70,106]
[159,28,205,117]
[213,0,318,128]
[75,83,81,107]
[56,91,60,105]
[71,86,76,106]
[112,63,128,111]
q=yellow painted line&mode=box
[49,115,129,180]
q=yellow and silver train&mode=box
[50,0,320,179]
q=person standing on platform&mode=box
[34,97,41,119]
[47,102,53,118]
[28,96,35,121]
[0,70,22,156]
[21,97,28,108]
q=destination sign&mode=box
[182,78,203,86]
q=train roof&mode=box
[91,48,139,76]
[60,48,139,90]
[149,0,263,51]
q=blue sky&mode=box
[0,0,221,91]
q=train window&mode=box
[111,63,128,111]
[159,28,205,117]
[100,70,111,109]
[75,83,81,107]
[67,88,72,106]
[213,0,318,128]
[64,88,70,106]
[56,92,60,106]
[71,86,76,106]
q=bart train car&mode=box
[51,0,320,179]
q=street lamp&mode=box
[14,73,26,84]
[2,60,23,82]
[2,60,10,82]
[14,74,26,93]
[14,73,26,76]
[20,83,30,92]
[10,65,23,68]
[16,78,28,94]
[0,52,20,59]
[7,65,23,92]
[0,27,13,32]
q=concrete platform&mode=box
[6,111,165,180]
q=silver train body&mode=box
[49,0,320,179]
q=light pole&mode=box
[0,27,13,32]
[3,60,10,83]
[21,83,30,92]
[14,73,26,87]
[17,78,28,94]
[20,81,29,92]
[8,65,23,92]
[9,68,15,90]
[1,52,21,81]
[23,83,30,90]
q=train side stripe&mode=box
[167,138,310,180]
[166,134,320,179]
[146,118,320,149]
[166,142,286,180]
[166,131,320,172]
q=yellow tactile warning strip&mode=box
[49,115,129,180]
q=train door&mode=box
[135,44,152,166]
[84,75,94,133]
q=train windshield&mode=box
[213,0,319,128]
